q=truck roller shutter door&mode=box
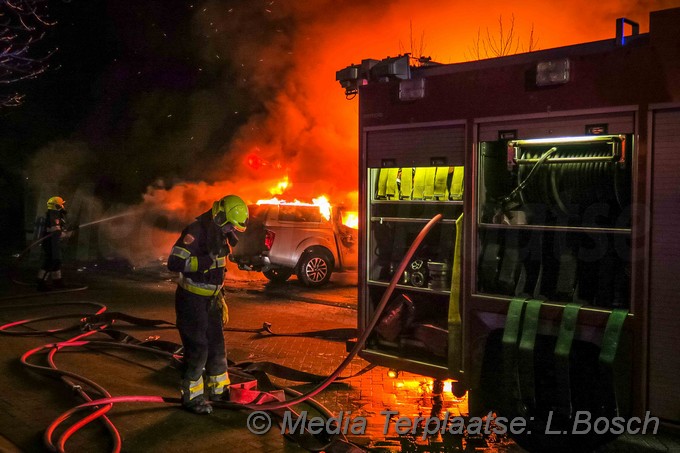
[649,108,680,423]
[477,112,634,141]
[365,124,465,168]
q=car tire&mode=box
[297,249,334,287]
[263,268,293,283]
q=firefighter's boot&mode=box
[206,371,230,402]
[36,278,50,292]
[181,377,213,415]
[36,271,49,292]
[52,271,64,289]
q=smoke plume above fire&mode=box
[27,0,673,266]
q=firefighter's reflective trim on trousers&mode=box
[207,372,230,397]
[182,376,205,402]
[178,274,221,297]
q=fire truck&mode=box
[337,6,679,451]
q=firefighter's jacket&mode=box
[42,209,67,259]
[168,211,234,297]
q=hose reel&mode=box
[506,135,629,226]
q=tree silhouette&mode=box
[466,14,539,60]
[399,21,439,67]
[0,0,56,108]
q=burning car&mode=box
[230,199,357,287]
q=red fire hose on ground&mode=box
[0,215,443,452]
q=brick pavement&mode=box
[0,261,678,452]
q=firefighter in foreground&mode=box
[36,196,75,291]
[167,195,248,414]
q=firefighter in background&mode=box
[167,195,248,415]
[36,196,75,291]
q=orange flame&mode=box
[269,176,289,195]
[342,211,359,229]
[254,193,360,228]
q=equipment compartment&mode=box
[476,135,632,308]
[364,166,464,369]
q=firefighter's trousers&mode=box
[174,286,228,381]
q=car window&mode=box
[278,205,323,223]
[248,205,269,220]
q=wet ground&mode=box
[0,258,678,452]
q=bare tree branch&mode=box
[0,0,56,108]
[399,21,436,67]
[465,14,539,61]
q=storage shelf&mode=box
[360,349,450,377]
[368,280,451,295]
[477,222,631,234]
[371,217,458,224]
[372,199,463,206]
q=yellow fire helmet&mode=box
[211,195,248,232]
[47,196,66,211]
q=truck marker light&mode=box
[536,58,570,86]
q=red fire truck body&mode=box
[339,6,679,448]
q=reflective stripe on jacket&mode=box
[178,275,221,297]
[167,211,229,297]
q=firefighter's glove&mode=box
[216,289,229,325]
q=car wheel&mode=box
[297,250,334,287]
[263,268,293,283]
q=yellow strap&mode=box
[385,168,400,199]
[376,169,388,198]
[448,213,464,374]
[412,168,425,199]
[450,166,464,200]
[434,167,450,200]
[400,168,413,199]
[422,167,437,199]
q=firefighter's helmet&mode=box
[212,195,248,232]
[47,196,66,211]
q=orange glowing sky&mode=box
[195,0,674,202]
[129,0,676,265]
